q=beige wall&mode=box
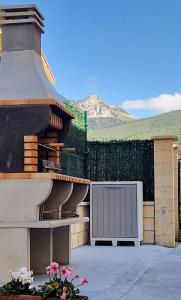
[71,203,90,249]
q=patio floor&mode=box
[36,243,181,300]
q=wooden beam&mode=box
[0,99,74,119]
[0,173,90,185]
[45,143,64,148]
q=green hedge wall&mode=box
[87,140,154,201]
[61,101,86,178]
[61,125,86,178]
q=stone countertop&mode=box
[0,217,89,228]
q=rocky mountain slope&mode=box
[68,95,136,129]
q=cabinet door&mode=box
[92,184,138,238]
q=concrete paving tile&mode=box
[35,244,181,300]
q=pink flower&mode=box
[80,276,88,284]
[50,262,59,274]
[67,267,74,276]
[61,267,71,277]
[46,265,52,274]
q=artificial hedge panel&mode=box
[61,151,85,178]
[87,140,154,201]
[61,101,86,178]
[62,125,86,157]
[61,124,86,178]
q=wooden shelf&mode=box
[0,98,75,118]
[45,143,64,148]
[0,172,90,185]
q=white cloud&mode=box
[122,93,181,113]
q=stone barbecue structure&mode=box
[0,4,90,282]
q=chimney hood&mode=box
[0,4,62,102]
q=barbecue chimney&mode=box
[0,4,61,101]
[0,5,76,173]
[0,4,90,282]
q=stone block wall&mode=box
[143,201,155,244]
[71,202,90,249]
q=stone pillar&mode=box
[153,136,177,247]
[173,147,179,241]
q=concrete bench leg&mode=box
[53,225,70,265]
[30,226,71,273]
[30,228,53,273]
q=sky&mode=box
[1,0,181,118]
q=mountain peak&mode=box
[72,95,136,129]
[80,94,105,105]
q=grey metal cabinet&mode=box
[90,182,143,246]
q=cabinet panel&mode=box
[91,183,141,239]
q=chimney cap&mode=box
[0,4,45,32]
[0,4,44,19]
